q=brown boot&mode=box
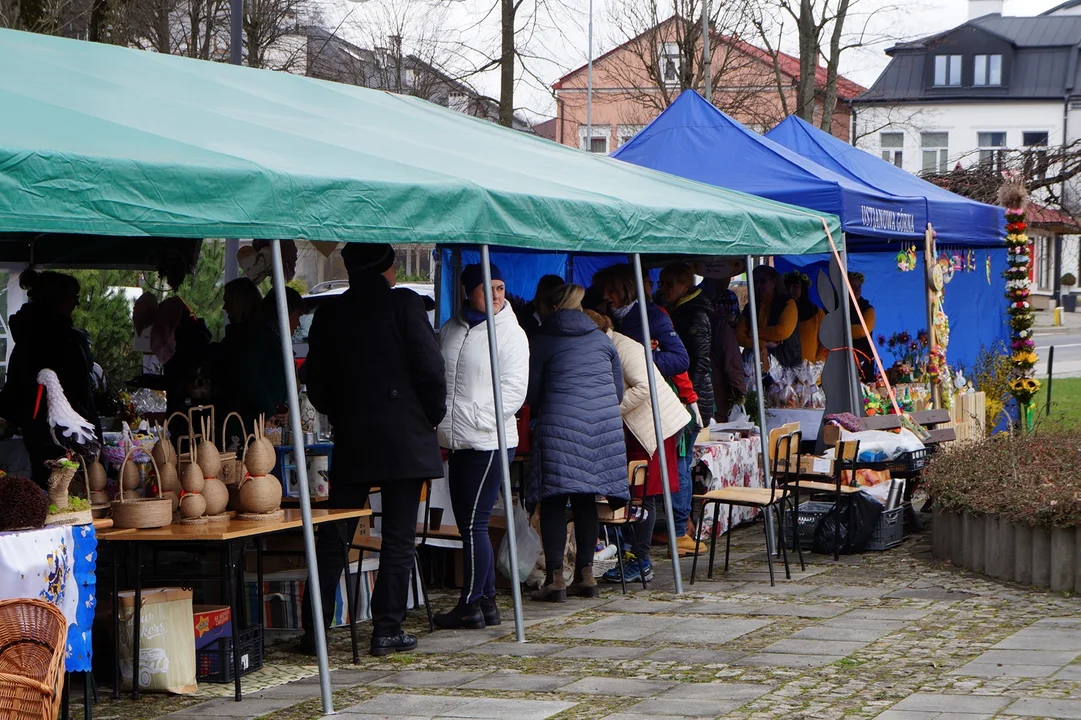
[530,569,567,603]
[568,565,600,598]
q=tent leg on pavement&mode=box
[745,256,776,556]
[631,253,683,594]
[480,245,527,642]
[270,239,334,714]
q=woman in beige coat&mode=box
[585,311,691,582]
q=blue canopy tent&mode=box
[767,116,1008,371]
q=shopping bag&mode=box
[497,502,542,584]
[118,588,197,694]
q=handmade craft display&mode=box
[999,178,1040,430]
[236,415,283,521]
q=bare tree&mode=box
[0,0,93,36]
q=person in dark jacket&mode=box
[527,284,628,602]
[221,278,273,432]
[513,274,564,338]
[302,243,446,657]
[0,270,97,489]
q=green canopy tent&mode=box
[0,27,841,714]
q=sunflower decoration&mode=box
[998,177,1039,428]
[1009,377,1042,404]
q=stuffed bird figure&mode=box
[34,369,99,459]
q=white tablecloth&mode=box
[692,438,764,537]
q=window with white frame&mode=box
[579,125,611,153]
[921,132,949,173]
[880,132,904,167]
[974,54,1002,86]
[1035,235,1052,292]
[617,124,644,147]
[1023,131,1050,180]
[658,42,681,86]
[934,54,962,86]
[978,131,1007,169]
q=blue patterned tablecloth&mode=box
[0,524,97,672]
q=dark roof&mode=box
[1042,1,1081,15]
[857,13,1081,104]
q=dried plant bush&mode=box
[924,431,1081,530]
[972,342,1013,432]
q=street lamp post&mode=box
[586,0,594,152]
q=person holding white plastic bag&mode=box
[435,263,529,629]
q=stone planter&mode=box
[932,510,1081,592]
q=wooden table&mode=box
[98,509,369,703]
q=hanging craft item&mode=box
[895,245,917,272]
[986,254,992,284]
[237,415,283,522]
[936,253,955,284]
[999,178,1039,430]
[967,249,976,272]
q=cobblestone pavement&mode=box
[90,518,1081,720]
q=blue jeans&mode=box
[672,452,695,536]
[448,448,515,604]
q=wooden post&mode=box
[924,223,941,409]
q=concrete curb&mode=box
[1033,527,1052,588]
[998,520,1016,583]
[985,514,1001,579]
[1015,524,1033,586]
[1051,528,1075,592]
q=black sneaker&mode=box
[370,632,418,657]
[479,596,501,626]
[433,600,485,630]
[295,632,318,657]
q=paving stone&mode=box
[373,670,490,688]
[874,712,938,720]
[736,653,843,668]
[330,714,432,720]
[619,698,745,717]
[560,676,678,697]
[885,587,973,601]
[462,672,576,692]
[949,663,1060,678]
[345,694,475,716]
[600,599,692,613]
[685,581,749,593]
[739,582,820,595]
[841,607,935,621]
[715,569,827,582]
[808,585,890,599]
[559,615,684,641]
[686,602,844,618]
[287,670,390,688]
[761,639,867,656]
[161,698,303,718]
[551,645,642,660]
[444,697,578,719]
[465,642,566,657]
[1055,665,1081,681]
[790,625,896,642]
[1034,617,1081,629]
[993,632,1081,651]
[972,649,1079,666]
[601,715,690,720]
[657,683,773,701]
[646,648,746,664]
[821,617,908,632]
[1004,697,1081,718]
[892,693,1012,713]
[662,617,771,644]
[412,633,496,654]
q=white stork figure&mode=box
[34,368,99,459]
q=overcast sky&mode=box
[322,0,1066,121]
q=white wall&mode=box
[856,101,1067,176]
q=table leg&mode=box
[61,671,69,720]
[132,542,142,700]
[342,529,359,664]
[84,670,93,720]
[257,538,265,658]
[112,546,120,700]
[226,539,242,702]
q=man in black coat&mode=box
[300,243,446,657]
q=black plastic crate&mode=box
[867,505,905,551]
[197,625,263,683]
[781,501,834,550]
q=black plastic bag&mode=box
[812,493,883,555]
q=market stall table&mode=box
[98,508,369,703]
[692,438,765,536]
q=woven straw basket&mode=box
[112,448,172,529]
[0,598,67,720]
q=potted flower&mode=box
[1061,273,1077,313]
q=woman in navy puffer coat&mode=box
[527,284,628,602]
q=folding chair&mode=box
[690,431,795,587]
[592,460,650,594]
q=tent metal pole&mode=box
[433,244,443,330]
[480,245,526,643]
[836,242,860,413]
[269,240,333,714]
[744,256,773,539]
[630,253,683,594]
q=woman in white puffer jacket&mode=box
[434,263,530,630]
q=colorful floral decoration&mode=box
[895,245,918,272]
[999,178,1040,429]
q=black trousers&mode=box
[448,449,513,604]
[301,478,424,639]
[539,494,598,572]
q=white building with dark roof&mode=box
[852,0,1081,306]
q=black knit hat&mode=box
[341,243,395,273]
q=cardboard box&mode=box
[800,455,834,477]
[193,605,231,651]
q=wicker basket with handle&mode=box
[219,412,246,486]
[0,598,68,720]
[112,448,172,529]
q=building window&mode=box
[921,132,949,173]
[1036,236,1052,292]
[880,132,904,167]
[1023,131,1050,180]
[934,54,962,86]
[978,131,1007,169]
[579,125,610,153]
[617,124,644,147]
[658,42,681,86]
[974,54,1002,86]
